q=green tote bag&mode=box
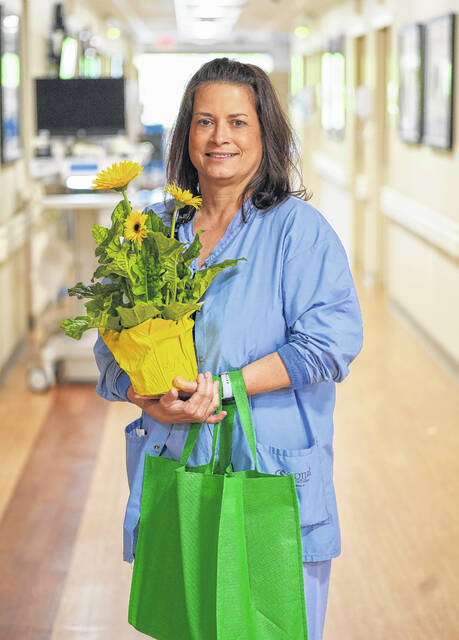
[128,369,308,640]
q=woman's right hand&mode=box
[126,371,227,424]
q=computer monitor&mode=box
[35,77,125,136]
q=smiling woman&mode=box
[93,57,364,640]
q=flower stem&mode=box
[170,204,180,239]
[122,278,134,306]
[121,189,132,216]
[166,203,180,306]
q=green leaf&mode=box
[60,313,121,340]
[181,229,203,269]
[192,258,247,300]
[85,288,122,316]
[97,311,122,332]
[92,224,109,245]
[146,210,173,235]
[117,301,162,329]
[150,231,184,303]
[94,200,126,259]
[91,264,113,281]
[130,236,163,304]
[112,199,129,225]
[60,316,94,340]
[160,300,202,322]
[68,281,119,299]
[107,242,138,284]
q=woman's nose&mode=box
[210,121,229,145]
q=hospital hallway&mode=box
[0,267,457,640]
[1,0,459,638]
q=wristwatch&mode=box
[220,372,234,404]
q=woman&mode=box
[94,57,363,639]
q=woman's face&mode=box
[188,82,263,190]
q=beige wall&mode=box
[269,71,290,117]
[387,0,459,221]
[385,0,459,369]
[295,0,459,374]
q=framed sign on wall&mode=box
[398,23,424,143]
[0,0,22,164]
[422,13,455,150]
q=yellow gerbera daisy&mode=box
[124,211,148,245]
[92,161,144,191]
[163,182,202,210]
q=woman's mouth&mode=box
[205,152,238,159]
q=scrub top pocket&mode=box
[256,441,330,527]
[125,418,148,492]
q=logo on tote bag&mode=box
[275,467,312,487]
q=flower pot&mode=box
[100,314,198,395]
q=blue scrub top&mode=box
[93,195,364,563]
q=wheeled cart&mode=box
[27,192,120,392]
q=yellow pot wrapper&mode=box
[100,314,198,396]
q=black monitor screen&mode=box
[35,78,125,135]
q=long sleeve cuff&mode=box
[116,371,132,401]
[277,343,310,389]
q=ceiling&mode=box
[88,0,343,49]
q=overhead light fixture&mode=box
[3,14,19,30]
[294,25,310,39]
[174,0,247,43]
[106,26,121,40]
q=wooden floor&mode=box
[0,271,458,640]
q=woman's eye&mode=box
[233,119,246,127]
[198,118,212,126]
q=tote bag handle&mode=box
[179,375,222,466]
[179,375,235,472]
[227,369,259,472]
[179,370,259,473]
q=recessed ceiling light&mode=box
[294,25,310,39]
[175,0,246,42]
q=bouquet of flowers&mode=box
[60,161,245,394]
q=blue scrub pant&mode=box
[303,560,331,640]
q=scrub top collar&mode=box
[178,197,254,272]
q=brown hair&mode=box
[166,57,311,224]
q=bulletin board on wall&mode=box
[0,0,22,164]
